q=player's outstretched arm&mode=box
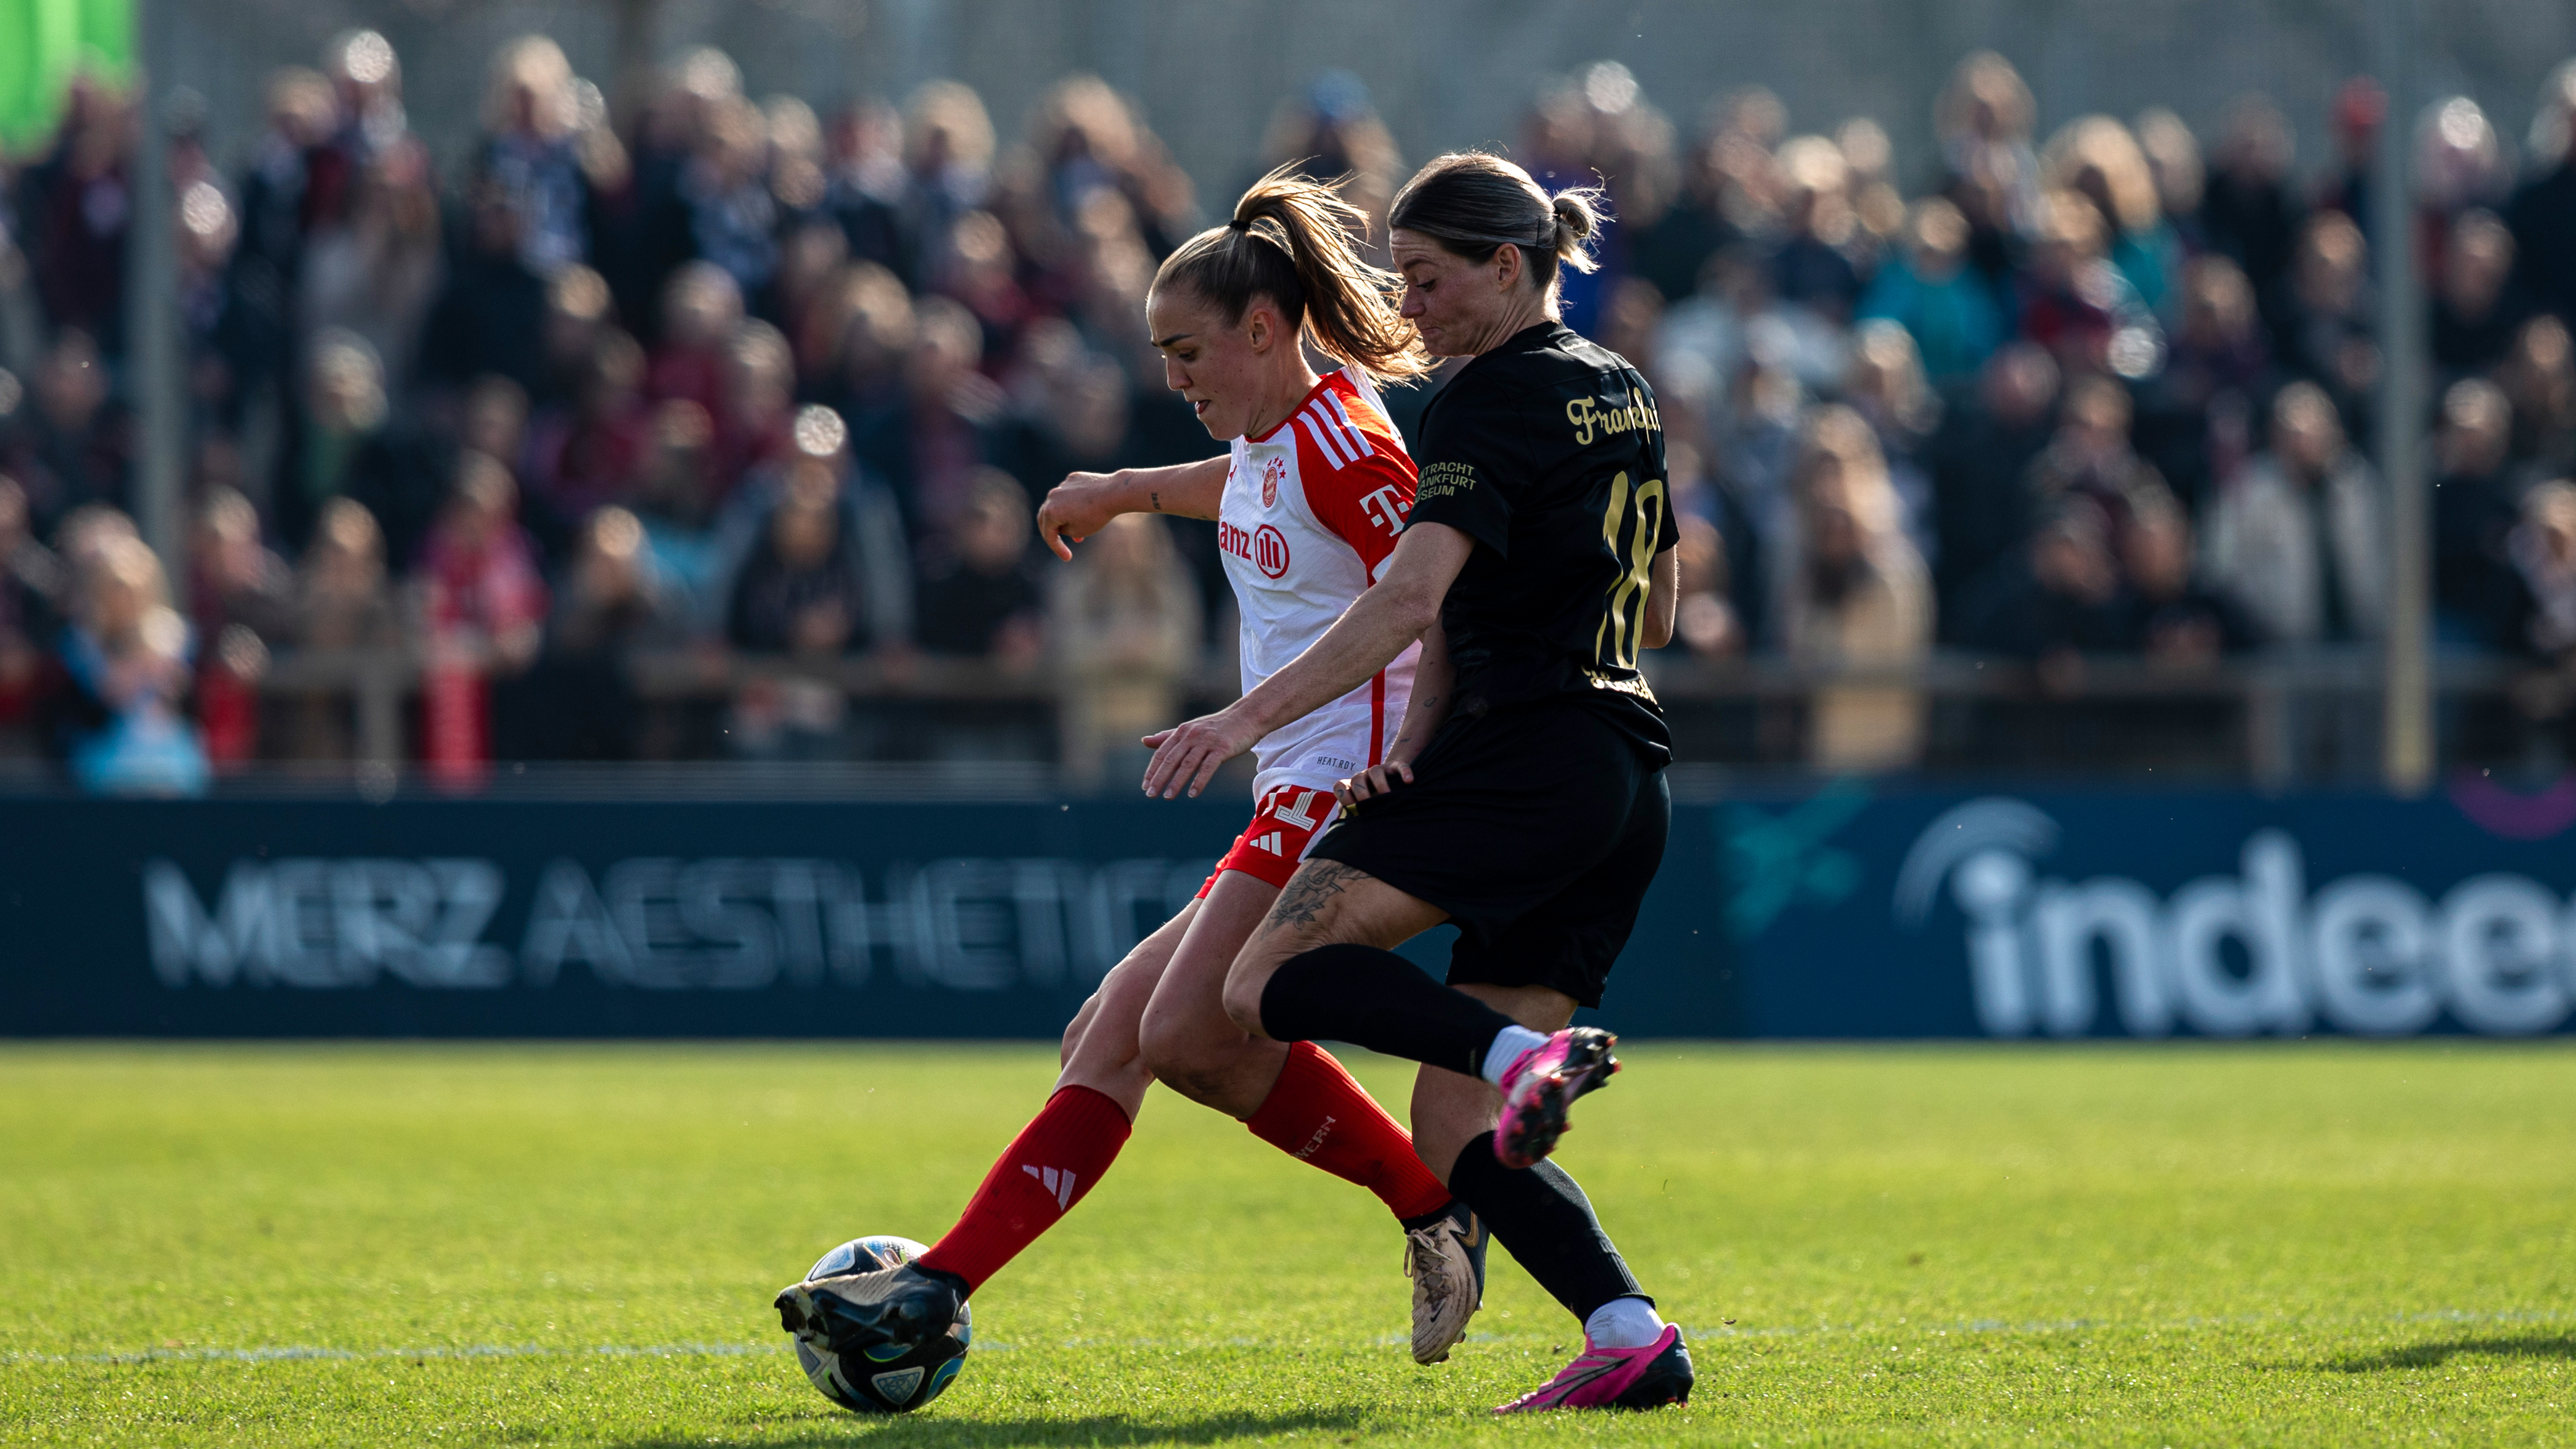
[1142,522,1475,799]
[1642,544,1680,651]
[1037,454,1228,560]
[1340,613,1454,807]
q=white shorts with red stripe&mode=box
[1196,782,1343,896]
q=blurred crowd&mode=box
[2,36,2575,789]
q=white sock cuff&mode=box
[1583,1295,1666,1350]
[1480,1025,1553,1088]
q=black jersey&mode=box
[1408,322,1679,760]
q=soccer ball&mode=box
[787,1236,972,1413]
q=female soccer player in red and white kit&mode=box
[777,168,1488,1374]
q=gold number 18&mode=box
[1593,471,1666,669]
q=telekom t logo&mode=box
[1361,485,1410,534]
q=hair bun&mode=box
[1550,192,1597,243]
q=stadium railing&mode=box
[203,644,2570,789]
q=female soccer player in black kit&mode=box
[1139,152,1691,1414]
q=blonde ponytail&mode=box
[1152,163,1431,383]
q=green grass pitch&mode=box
[2,1041,2570,1446]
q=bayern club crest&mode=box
[1261,456,1286,509]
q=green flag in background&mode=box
[0,0,133,152]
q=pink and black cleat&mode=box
[1492,1026,1620,1169]
[1492,1324,1693,1414]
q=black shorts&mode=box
[1305,694,1670,1009]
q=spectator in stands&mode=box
[681,94,781,303]
[279,497,400,761]
[317,30,414,197]
[2496,316,2576,477]
[2273,211,2379,433]
[1052,512,1199,785]
[1934,52,2043,281]
[276,329,415,558]
[914,467,1043,668]
[20,76,134,355]
[2117,494,2255,662]
[903,81,998,285]
[2136,255,2271,510]
[1956,498,2131,671]
[1777,406,1930,769]
[500,506,677,760]
[940,209,1036,363]
[1856,197,2003,382]
[16,330,126,532]
[723,451,905,656]
[708,321,799,506]
[2431,210,2528,377]
[2416,97,2514,257]
[2202,382,2385,647]
[419,176,550,399]
[855,295,1015,548]
[773,223,849,392]
[2430,377,2527,652]
[1260,70,1406,257]
[2043,114,2180,316]
[2506,61,2576,327]
[299,139,445,405]
[2017,190,2157,379]
[526,329,650,538]
[2312,78,2385,240]
[419,454,548,782]
[1931,341,2061,628]
[2201,96,2304,306]
[2134,107,2210,257]
[646,261,745,421]
[1769,136,1869,324]
[537,265,617,408]
[824,99,914,282]
[1841,319,1942,565]
[51,532,207,796]
[0,477,63,757]
[2509,480,2576,662]
[1012,75,1198,270]
[823,261,917,414]
[2025,373,2170,539]
[186,489,295,768]
[473,36,588,279]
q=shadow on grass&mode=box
[617,1405,1372,1448]
[2307,1333,2576,1373]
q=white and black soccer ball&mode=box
[788,1236,972,1413]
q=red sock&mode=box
[916,1085,1132,1294]
[1245,1041,1453,1223]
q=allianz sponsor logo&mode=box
[1895,798,2576,1038]
[141,856,1208,993]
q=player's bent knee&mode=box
[1220,965,1273,1040]
[1135,1010,1245,1102]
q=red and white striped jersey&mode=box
[1218,370,1419,799]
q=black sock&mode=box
[1257,943,1522,1077]
[1448,1139,1644,1323]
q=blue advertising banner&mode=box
[3,781,2572,1039]
[1715,780,2576,1038]
[0,795,1736,1038]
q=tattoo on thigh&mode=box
[1266,860,1363,931]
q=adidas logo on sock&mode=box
[1022,1164,1078,1210]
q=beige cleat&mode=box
[1404,1199,1488,1364]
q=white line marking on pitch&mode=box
[7,1305,2563,1370]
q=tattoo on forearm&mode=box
[1266,860,1364,931]
[1149,491,1161,512]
